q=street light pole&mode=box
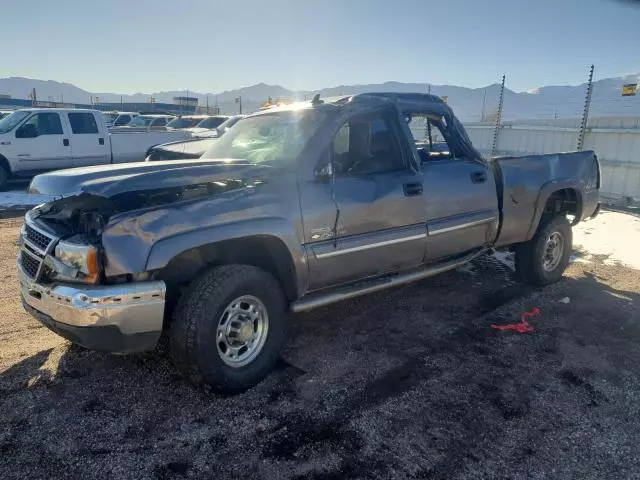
[236,96,242,114]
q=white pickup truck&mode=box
[0,108,191,188]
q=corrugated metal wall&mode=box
[465,117,640,205]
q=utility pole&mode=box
[61,93,64,105]
[428,84,431,95]
[490,74,506,157]
[480,88,487,122]
[206,95,209,114]
[577,64,595,152]
[120,96,123,110]
[236,96,242,114]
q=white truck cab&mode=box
[0,108,190,188]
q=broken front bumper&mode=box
[19,265,166,354]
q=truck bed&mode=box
[493,150,600,247]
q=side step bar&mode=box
[291,248,488,313]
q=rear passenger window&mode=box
[152,118,167,127]
[407,114,452,161]
[68,113,99,134]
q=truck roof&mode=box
[251,92,447,116]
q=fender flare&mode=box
[525,178,583,240]
[145,218,308,297]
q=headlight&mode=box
[54,241,100,283]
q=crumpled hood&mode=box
[28,159,271,198]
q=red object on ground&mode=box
[490,307,540,333]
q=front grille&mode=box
[20,221,57,281]
[20,250,41,278]
[25,224,53,251]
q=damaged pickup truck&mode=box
[19,93,600,393]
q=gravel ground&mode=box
[2,212,640,479]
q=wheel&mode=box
[0,165,8,191]
[515,215,572,286]
[169,264,287,393]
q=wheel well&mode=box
[158,236,298,302]
[543,188,581,219]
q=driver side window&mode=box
[20,113,63,136]
[332,113,405,175]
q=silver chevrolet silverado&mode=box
[19,93,600,392]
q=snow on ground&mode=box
[573,210,640,269]
[0,190,57,209]
[491,210,640,271]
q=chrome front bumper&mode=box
[19,264,166,353]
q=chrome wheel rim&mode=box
[542,231,564,272]
[216,295,269,368]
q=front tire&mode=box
[515,215,572,286]
[169,265,287,393]
[0,165,9,191]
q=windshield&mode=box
[202,110,326,166]
[167,117,202,129]
[128,116,153,127]
[196,116,228,129]
[0,111,30,134]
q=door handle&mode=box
[0,141,10,146]
[63,138,69,147]
[403,182,423,196]
[98,137,104,145]
[470,171,487,183]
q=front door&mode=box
[304,110,428,289]
[11,112,72,174]
[67,112,110,167]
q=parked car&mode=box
[145,137,218,161]
[114,114,176,131]
[0,108,190,188]
[112,112,139,127]
[166,115,209,130]
[19,93,600,393]
[101,111,120,127]
[145,116,244,160]
[190,115,243,138]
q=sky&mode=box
[3,0,640,94]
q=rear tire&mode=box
[169,264,287,393]
[515,215,572,286]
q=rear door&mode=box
[67,112,110,167]
[11,112,72,174]
[412,117,499,261]
[304,108,428,289]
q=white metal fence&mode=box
[464,116,640,206]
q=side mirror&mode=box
[16,123,38,138]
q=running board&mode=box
[291,248,488,313]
